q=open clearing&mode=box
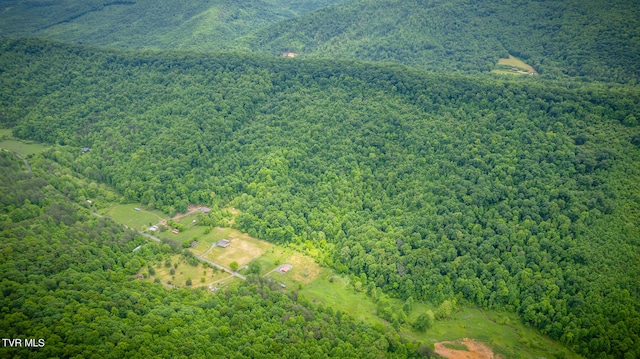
[141,254,236,289]
[402,305,580,359]
[106,204,167,230]
[300,271,383,324]
[203,229,273,267]
[0,129,51,156]
[492,55,538,75]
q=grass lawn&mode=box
[106,204,167,230]
[0,129,52,156]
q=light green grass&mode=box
[0,129,51,156]
[299,270,385,324]
[492,55,538,75]
[106,204,167,230]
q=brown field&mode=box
[434,339,500,359]
[204,230,273,267]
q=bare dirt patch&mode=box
[434,338,499,359]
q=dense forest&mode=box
[0,151,420,358]
[1,38,639,357]
[241,0,640,82]
[0,0,344,51]
[1,0,639,83]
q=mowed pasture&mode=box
[106,204,166,230]
[0,129,52,156]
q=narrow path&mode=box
[1,149,31,173]
[207,274,234,286]
[13,152,32,173]
[201,242,217,257]
[116,221,161,243]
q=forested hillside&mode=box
[241,0,640,82]
[1,38,639,357]
[0,0,344,51]
[0,151,419,358]
[1,0,639,83]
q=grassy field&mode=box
[299,270,384,324]
[106,204,167,230]
[401,305,581,359]
[492,55,538,75]
[203,230,273,268]
[0,129,52,156]
[140,254,238,289]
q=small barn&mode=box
[217,239,230,248]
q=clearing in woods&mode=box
[202,229,273,268]
[492,55,538,75]
[0,129,52,156]
[106,204,167,230]
[140,254,237,289]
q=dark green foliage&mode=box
[1,39,639,357]
[230,261,239,271]
[248,260,262,275]
[413,311,434,332]
[0,152,417,358]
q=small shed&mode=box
[82,147,91,153]
[172,229,179,234]
[217,239,230,248]
[280,267,290,273]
